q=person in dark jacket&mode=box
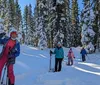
[50,42,64,72]
[80,47,87,62]
[0,31,20,85]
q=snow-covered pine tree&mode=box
[46,0,56,48]
[27,4,35,45]
[35,0,47,49]
[0,19,4,33]
[15,0,22,31]
[1,0,10,32]
[0,0,8,31]
[33,7,38,47]
[63,0,73,47]
[51,0,72,47]
[53,0,65,46]
[71,0,81,47]
[36,16,47,49]
[93,0,100,50]
[81,0,95,51]
[0,0,22,34]
[27,4,34,30]
[23,5,29,44]
[46,0,73,47]
[8,0,15,27]
[98,0,100,50]
[23,4,36,45]
[0,18,5,38]
[0,0,7,18]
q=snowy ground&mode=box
[0,45,100,85]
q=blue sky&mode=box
[19,0,36,13]
[19,0,83,13]
[78,0,83,11]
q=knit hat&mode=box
[69,49,72,53]
[70,48,72,50]
[10,31,17,37]
[57,42,61,45]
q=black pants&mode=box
[82,55,86,62]
[55,58,63,71]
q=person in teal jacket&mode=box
[50,42,64,72]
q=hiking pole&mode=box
[86,55,90,60]
[6,64,9,85]
[1,64,7,85]
[49,53,52,72]
[80,55,82,62]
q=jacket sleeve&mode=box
[53,48,56,54]
[14,42,20,57]
[0,38,8,45]
[0,38,4,44]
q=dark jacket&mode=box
[80,49,87,56]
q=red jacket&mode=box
[67,50,74,58]
[3,39,16,57]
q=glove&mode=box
[50,50,53,56]
[8,57,16,64]
[8,54,15,58]
[11,48,17,53]
[9,47,17,55]
[50,50,53,54]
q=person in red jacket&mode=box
[67,48,75,66]
[0,31,20,85]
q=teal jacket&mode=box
[53,47,64,59]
